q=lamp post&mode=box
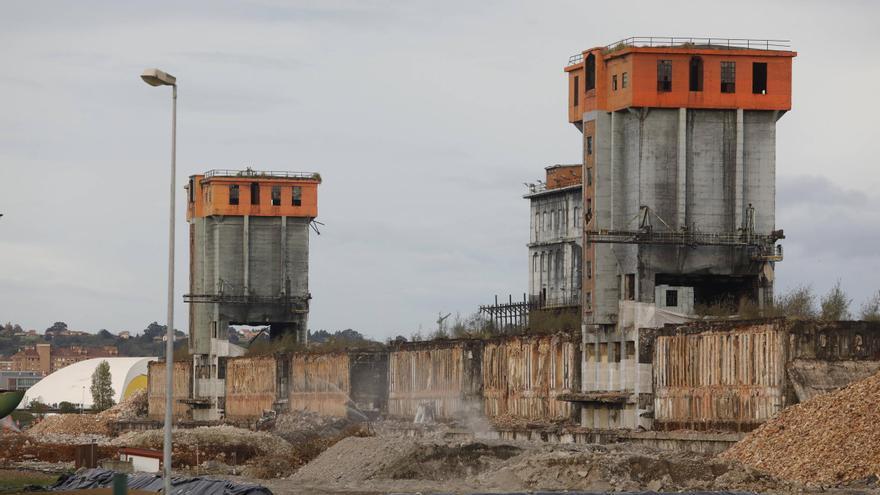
[140,67,177,494]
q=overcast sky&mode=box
[1,0,879,340]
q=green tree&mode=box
[90,360,115,411]
[860,291,880,322]
[58,401,78,414]
[820,281,851,321]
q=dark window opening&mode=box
[271,186,281,206]
[586,135,593,155]
[666,289,678,307]
[721,61,736,93]
[585,53,596,90]
[625,274,636,301]
[292,186,302,206]
[622,72,628,88]
[612,74,618,91]
[586,167,593,186]
[573,75,580,106]
[228,184,240,205]
[250,183,260,205]
[689,56,703,91]
[188,178,195,203]
[657,60,672,92]
[218,356,228,379]
[752,62,767,94]
[655,273,757,308]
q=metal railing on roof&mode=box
[568,37,791,65]
[203,168,318,180]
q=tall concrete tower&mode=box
[563,38,795,428]
[185,168,320,419]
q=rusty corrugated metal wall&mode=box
[225,356,277,419]
[290,352,351,417]
[387,341,481,420]
[653,322,787,431]
[482,333,578,421]
[147,361,192,421]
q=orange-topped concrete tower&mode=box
[184,168,321,420]
[563,38,795,430]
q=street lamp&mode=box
[141,67,177,495]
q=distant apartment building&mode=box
[525,164,583,309]
[0,356,12,371]
[0,370,42,390]
[10,344,117,375]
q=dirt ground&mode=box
[7,406,880,494]
[250,431,880,495]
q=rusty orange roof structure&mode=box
[186,168,321,220]
[564,37,797,122]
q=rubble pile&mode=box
[723,370,880,485]
[113,425,293,468]
[26,389,149,438]
[272,411,353,443]
[284,436,795,493]
[27,411,113,437]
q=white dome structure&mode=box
[22,357,156,409]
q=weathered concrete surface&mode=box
[787,359,880,402]
[290,352,350,417]
[146,361,191,421]
[653,321,785,431]
[225,356,277,419]
[387,340,482,420]
[652,318,880,431]
[482,333,579,421]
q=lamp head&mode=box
[141,68,176,87]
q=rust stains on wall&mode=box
[482,333,579,421]
[654,322,786,431]
[225,356,277,419]
[147,361,192,421]
[652,319,880,432]
[290,352,350,417]
[388,340,482,420]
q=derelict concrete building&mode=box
[562,37,796,428]
[184,168,321,419]
[525,164,583,309]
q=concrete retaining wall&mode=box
[225,356,276,419]
[387,340,482,420]
[482,333,579,421]
[652,319,880,431]
[147,361,191,421]
[290,352,350,417]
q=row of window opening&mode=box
[226,184,303,206]
[659,58,768,94]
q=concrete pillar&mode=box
[677,108,687,229]
[280,216,287,295]
[243,215,249,295]
[735,108,744,229]
[213,221,221,294]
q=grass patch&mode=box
[0,469,57,493]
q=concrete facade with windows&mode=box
[525,165,582,309]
